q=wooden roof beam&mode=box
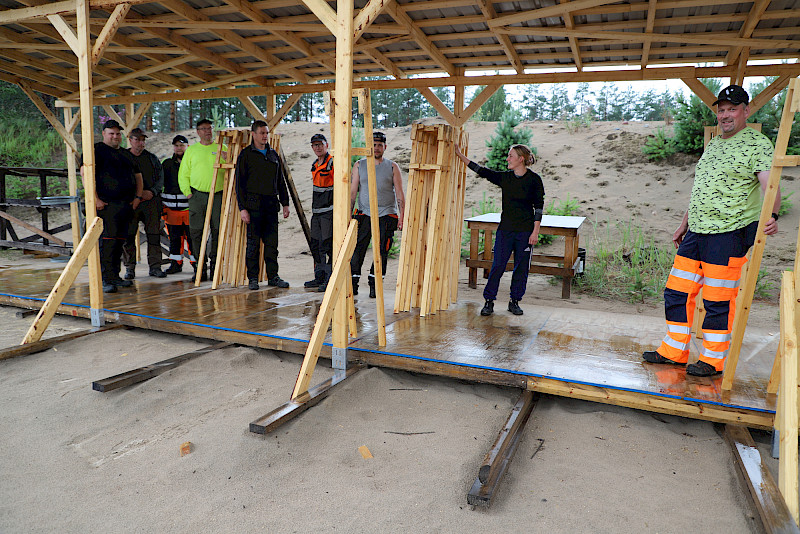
[64,55,192,99]
[17,78,78,152]
[91,2,130,68]
[0,59,76,93]
[681,77,717,109]
[487,0,620,27]
[418,87,458,125]
[354,0,395,41]
[558,0,583,72]
[268,93,302,131]
[457,84,500,127]
[640,0,658,68]
[747,74,790,116]
[0,71,67,97]
[361,46,405,79]
[384,2,456,76]
[0,0,150,24]
[726,0,772,75]
[478,0,525,74]
[300,0,337,35]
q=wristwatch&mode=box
[771,212,779,221]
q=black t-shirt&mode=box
[131,151,155,191]
[469,162,545,232]
[82,142,140,203]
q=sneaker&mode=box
[102,282,118,293]
[149,267,167,278]
[164,261,182,275]
[248,279,259,291]
[480,300,494,316]
[268,276,289,288]
[124,268,135,280]
[508,299,523,316]
[642,351,685,365]
[369,285,376,298]
[686,360,722,376]
[110,278,133,287]
[304,278,322,288]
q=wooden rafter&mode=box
[47,14,79,54]
[354,0,395,41]
[239,96,266,121]
[477,0,524,74]
[0,0,150,24]
[748,74,791,116]
[418,87,458,125]
[0,71,67,97]
[91,2,130,68]
[681,77,717,109]
[300,0,338,35]
[640,0,658,68]
[558,0,583,71]
[16,79,77,153]
[726,0,772,66]
[487,0,618,27]
[384,2,456,76]
[267,94,302,131]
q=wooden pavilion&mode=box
[2,0,800,525]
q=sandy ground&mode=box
[1,119,793,531]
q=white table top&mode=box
[465,212,586,229]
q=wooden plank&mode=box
[0,241,70,255]
[299,0,338,34]
[292,219,358,399]
[17,79,78,154]
[90,2,130,68]
[0,210,67,246]
[724,425,800,534]
[278,144,312,251]
[468,389,537,507]
[779,271,799,523]
[0,324,122,362]
[92,341,232,392]
[250,365,363,434]
[20,217,102,344]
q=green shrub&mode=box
[565,112,592,134]
[780,192,793,217]
[672,78,723,154]
[642,128,677,161]
[0,116,64,168]
[575,219,674,303]
[484,109,534,171]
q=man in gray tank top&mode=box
[350,131,405,298]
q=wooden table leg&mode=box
[562,233,576,299]
[483,230,492,279]
[469,227,478,289]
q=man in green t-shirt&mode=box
[178,118,226,281]
[643,85,781,377]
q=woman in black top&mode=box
[455,144,545,316]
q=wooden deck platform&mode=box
[0,265,778,429]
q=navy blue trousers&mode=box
[484,229,532,302]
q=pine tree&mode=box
[484,109,535,171]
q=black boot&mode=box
[351,276,359,295]
[369,282,376,299]
[165,260,182,274]
[480,300,494,316]
[508,299,523,316]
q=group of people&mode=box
[85,83,778,378]
[84,118,405,299]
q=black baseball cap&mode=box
[128,127,147,139]
[713,85,750,106]
[373,131,387,143]
[310,133,327,143]
[172,135,189,144]
[102,119,122,131]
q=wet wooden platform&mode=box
[0,265,778,429]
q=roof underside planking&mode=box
[0,0,798,105]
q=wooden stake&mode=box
[63,107,82,248]
[778,270,799,524]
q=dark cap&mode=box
[310,133,327,144]
[128,127,147,139]
[172,134,189,144]
[102,119,122,131]
[373,131,387,143]
[713,85,750,106]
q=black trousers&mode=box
[188,189,222,272]
[245,201,280,282]
[122,197,163,270]
[310,210,333,278]
[350,213,398,287]
[97,201,133,282]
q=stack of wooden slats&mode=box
[205,130,282,288]
[394,123,468,316]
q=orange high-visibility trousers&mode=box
[656,222,757,372]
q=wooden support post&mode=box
[725,425,800,534]
[723,78,798,390]
[21,217,103,345]
[17,80,78,154]
[331,2,355,359]
[468,390,537,507]
[292,219,357,399]
[456,85,501,127]
[63,107,82,247]
[75,0,103,326]
[778,270,799,524]
[92,342,232,392]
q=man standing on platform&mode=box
[642,85,781,377]
[235,120,290,291]
[123,127,166,279]
[80,119,142,293]
[178,119,225,282]
[161,134,194,275]
[350,131,405,298]
[304,133,334,292]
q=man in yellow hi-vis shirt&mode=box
[178,118,226,282]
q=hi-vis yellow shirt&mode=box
[178,142,227,196]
